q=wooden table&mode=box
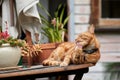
[0,63,93,80]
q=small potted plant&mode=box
[38,3,70,43]
[37,2,70,63]
[0,21,24,68]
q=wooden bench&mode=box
[0,63,94,80]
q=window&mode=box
[91,0,120,27]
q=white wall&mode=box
[74,0,91,38]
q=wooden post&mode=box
[9,0,14,26]
[25,30,33,45]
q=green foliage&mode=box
[0,37,25,47]
[38,2,70,43]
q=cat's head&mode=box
[72,25,100,64]
[75,24,96,48]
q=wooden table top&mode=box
[0,63,93,79]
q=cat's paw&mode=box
[60,62,69,66]
[42,59,49,66]
[51,61,61,66]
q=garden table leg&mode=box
[74,68,89,80]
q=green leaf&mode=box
[63,14,70,28]
[56,17,60,31]
[60,5,65,24]
[38,3,52,18]
[54,4,62,17]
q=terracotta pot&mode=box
[22,43,60,66]
[0,44,21,68]
[39,43,60,64]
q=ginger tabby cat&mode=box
[42,25,100,66]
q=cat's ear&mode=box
[88,24,95,34]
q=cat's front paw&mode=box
[60,62,69,66]
[51,61,61,66]
[42,59,49,66]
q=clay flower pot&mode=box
[39,43,60,64]
[22,43,60,66]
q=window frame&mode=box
[91,0,120,27]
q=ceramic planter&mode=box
[0,44,21,68]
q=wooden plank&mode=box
[99,54,120,62]
[0,64,93,78]
[75,15,90,23]
[75,5,91,14]
[74,0,90,4]
[90,0,99,25]
[96,34,120,43]
[75,24,89,34]
[99,19,120,27]
[100,43,120,52]
[0,66,22,71]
